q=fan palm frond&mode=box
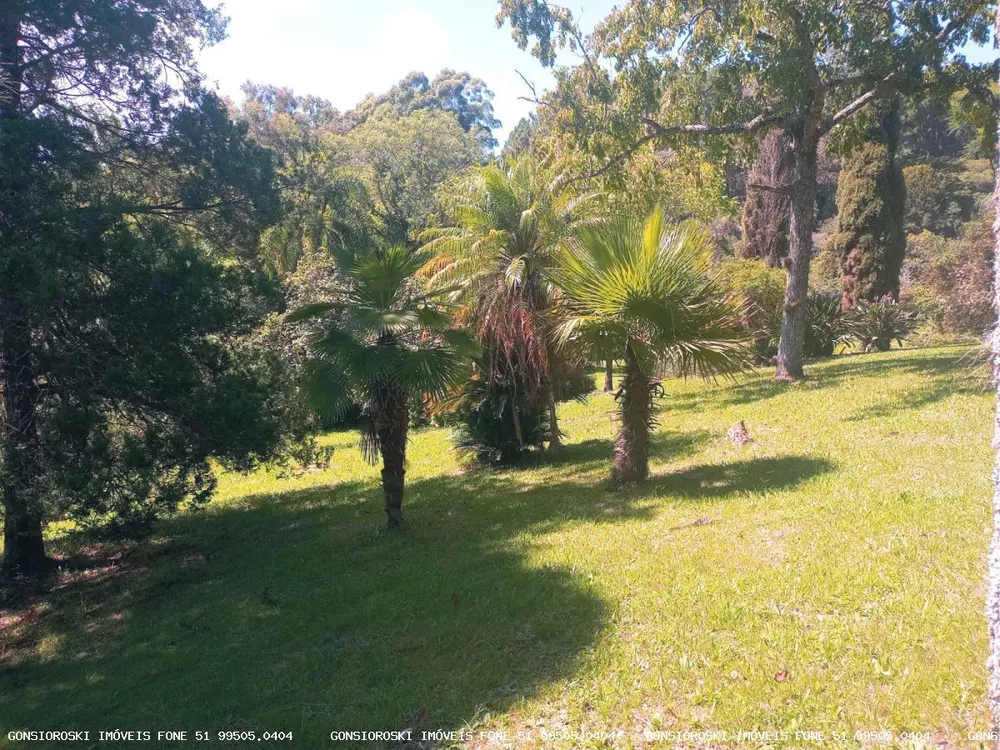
[288,243,475,465]
[555,208,751,378]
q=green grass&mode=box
[0,346,993,747]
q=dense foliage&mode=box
[848,296,919,353]
[713,259,786,363]
[904,215,994,336]
[423,153,597,451]
[449,355,551,465]
[904,162,980,237]
[351,70,502,151]
[804,292,850,358]
[498,0,991,379]
[0,0,305,576]
[828,107,907,308]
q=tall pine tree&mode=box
[0,2,289,578]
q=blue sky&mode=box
[198,0,613,141]
[198,1,995,145]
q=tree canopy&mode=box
[350,69,502,150]
[0,0,299,576]
[497,0,992,379]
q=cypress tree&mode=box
[830,102,907,309]
[0,3,291,578]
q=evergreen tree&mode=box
[829,103,907,310]
[0,2,290,578]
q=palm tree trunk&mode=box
[604,359,614,391]
[547,389,561,450]
[612,345,650,487]
[378,387,408,527]
[985,10,1000,726]
[510,393,525,449]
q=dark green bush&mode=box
[904,162,978,238]
[804,292,849,358]
[848,296,918,352]
[450,364,549,465]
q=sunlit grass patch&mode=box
[0,345,991,747]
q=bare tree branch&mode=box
[643,112,787,138]
[747,180,798,195]
[820,16,966,135]
[569,111,786,183]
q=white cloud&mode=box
[200,4,452,111]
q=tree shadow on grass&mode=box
[526,430,714,471]
[635,455,836,502]
[842,361,986,422]
[1,447,830,748]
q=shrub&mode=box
[713,258,785,363]
[848,296,918,352]
[804,291,849,358]
[904,162,978,238]
[902,214,993,337]
[450,362,549,466]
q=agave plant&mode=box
[420,152,598,451]
[554,208,750,486]
[286,245,475,525]
[848,295,918,353]
[804,291,850,358]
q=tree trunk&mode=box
[547,389,561,450]
[603,359,614,391]
[0,305,47,578]
[377,386,408,527]
[985,8,1000,726]
[612,345,650,487]
[775,136,818,381]
[0,9,47,578]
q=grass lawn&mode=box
[0,345,994,747]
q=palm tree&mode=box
[554,208,750,486]
[286,245,474,526]
[420,152,596,450]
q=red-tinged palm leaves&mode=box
[420,152,598,444]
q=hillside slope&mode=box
[1,346,992,747]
